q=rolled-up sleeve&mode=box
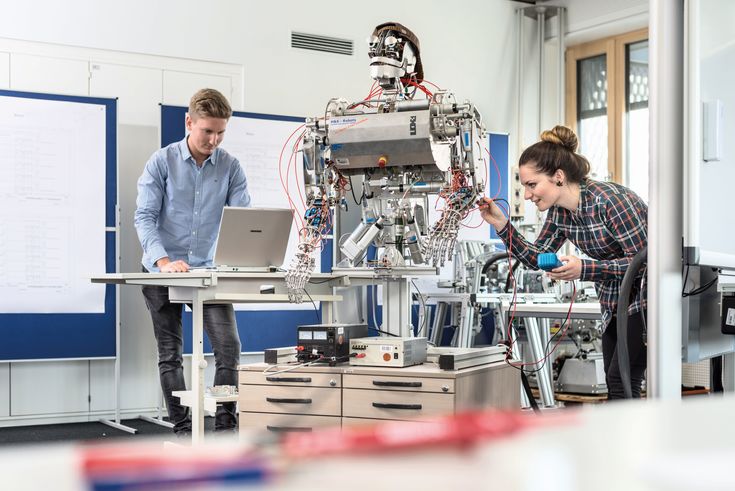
[227,159,251,207]
[134,156,168,265]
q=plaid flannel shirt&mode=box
[497,179,648,329]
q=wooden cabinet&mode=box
[238,361,519,436]
[238,366,343,436]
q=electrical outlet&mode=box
[510,166,525,219]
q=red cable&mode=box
[485,147,503,200]
[278,125,306,230]
[421,79,443,91]
[507,284,577,368]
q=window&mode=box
[625,39,649,201]
[566,29,649,197]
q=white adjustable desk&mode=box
[91,271,344,444]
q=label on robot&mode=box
[329,117,358,126]
[380,345,392,352]
[727,308,735,327]
[338,327,344,335]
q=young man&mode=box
[134,88,250,435]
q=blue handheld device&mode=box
[537,253,563,271]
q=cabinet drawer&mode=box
[239,370,341,388]
[239,412,340,434]
[341,417,430,427]
[342,388,454,420]
[239,385,341,416]
[343,374,454,393]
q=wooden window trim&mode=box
[565,28,648,183]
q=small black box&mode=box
[722,295,735,335]
[297,324,368,364]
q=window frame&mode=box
[565,28,648,184]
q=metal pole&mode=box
[558,7,566,124]
[517,8,524,151]
[648,0,684,399]
[431,302,447,346]
[537,6,546,135]
[526,318,555,407]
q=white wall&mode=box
[0,0,520,426]
[553,0,648,44]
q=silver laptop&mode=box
[202,207,293,272]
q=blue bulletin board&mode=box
[0,89,117,361]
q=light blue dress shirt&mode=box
[134,136,251,272]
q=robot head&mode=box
[368,22,424,84]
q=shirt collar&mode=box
[575,179,589,214]
[178,136,217,167]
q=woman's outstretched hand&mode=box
[478,197,509,230]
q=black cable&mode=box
[520,371,540,413]
[368,327,400,337]
[347,175,362,206]
[683,277,717,297]
[410,279,428,337]
[308,275,347,284]
[301,289,320,323]
[505,315,569,375]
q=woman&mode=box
[480,125,647,399]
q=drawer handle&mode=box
[265,376,312,383]
[372,402,422,410]
[266,397,313,404]
[372,380,422,388]
[266,425,313,433]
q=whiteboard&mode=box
[684,0,735,268]
[0,94,107,313]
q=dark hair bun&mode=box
[540,125,578,153]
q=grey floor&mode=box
[0,417,215,446]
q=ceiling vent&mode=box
[291,31,354,56]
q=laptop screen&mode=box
[213,207,293,268]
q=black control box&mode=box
[296,324,368,365]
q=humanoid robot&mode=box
[286,22,487,302]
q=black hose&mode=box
[481,252,510,278]
[615,246,647,399]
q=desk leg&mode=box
[526,317,555,407]
[323,301,333,324]
[191,291,206,444]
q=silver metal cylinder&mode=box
[383,183,444,194]
[431,103,457,115]
[395,100,431,112]
[346,220,370,245]
[354,216,384,251]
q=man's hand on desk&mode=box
[156,257,190,273]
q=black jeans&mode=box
[141,274,240,433]
[602,311,647,399]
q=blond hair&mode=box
[188,88,232,120]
